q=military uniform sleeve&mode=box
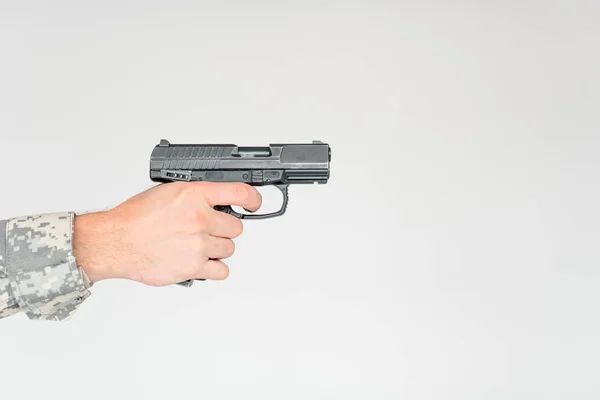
[0,212,92,321]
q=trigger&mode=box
[214,205,245,219]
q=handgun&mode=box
[149,139,331,286]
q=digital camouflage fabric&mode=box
[0,213,91,321]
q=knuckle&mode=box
[175,185,204,212]
[195,239,206,254]
[234,183,252,202]
[194,210,211,230]
[181,182,211,205]
[183,261,200,279]
[180,182,200,198]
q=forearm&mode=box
[73,211,125,284]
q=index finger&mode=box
[200,182,263,212]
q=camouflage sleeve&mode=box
[0,212,92,321]
[0,220,21,318]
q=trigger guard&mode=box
[213,184,289,220]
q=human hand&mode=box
[73,182,262,286]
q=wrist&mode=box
[73,211,123,283]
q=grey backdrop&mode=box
[1,1,599,399]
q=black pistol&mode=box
[149,139,331,286]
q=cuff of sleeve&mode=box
[6,212,92,321]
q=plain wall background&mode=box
[1,1,599,399]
